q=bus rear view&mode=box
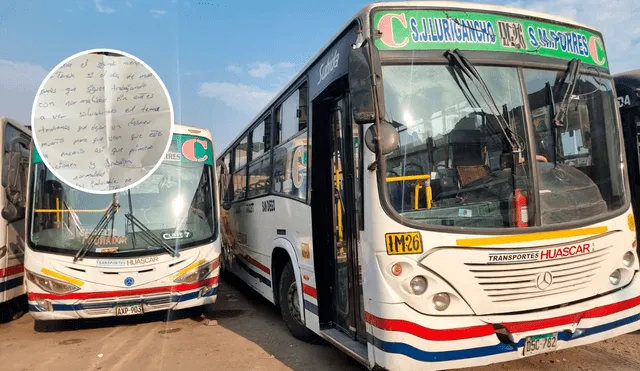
[25,125,221,320]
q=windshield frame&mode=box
[25,140,219,258]
[372,52,630,235]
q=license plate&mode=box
[115,303,143,316]
[523,332,558,356]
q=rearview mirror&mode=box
[348,46,376,124]
[1,202,20,222]
[364,121,399,155]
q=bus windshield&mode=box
[29,136,217,257]
[381,64,625,228]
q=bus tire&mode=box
[0,302,13,323]
[278,261,316,342]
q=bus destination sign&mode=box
[373,9,608,68]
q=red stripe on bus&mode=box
[303,284,317,298]
[244,255,270,275]
[501,295,640,333]
[365,312,495,341]
[0,264,24,278]
[366,295,640,340]
[27,276,219,301]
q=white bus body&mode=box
[217,2,640,370]
[25,124,221,320]
[0,117,30,321]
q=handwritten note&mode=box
[33,52,173,193]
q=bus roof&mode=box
[174,123,213,143]
[220,1,602,154]
[614,69,640,84]
[0,116,31,136]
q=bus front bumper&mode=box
[27,276,218,320]
[368,273,640,371]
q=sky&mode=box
[0,0,639,151]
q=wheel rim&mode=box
[287,281,302,325]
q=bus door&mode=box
[0,123,30,303]
[329,95,364,341]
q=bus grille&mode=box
[82,293,174,316]
[464,245,612,305]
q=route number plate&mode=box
[385,232,423,255]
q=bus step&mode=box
[321,328,368,367]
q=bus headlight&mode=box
[26,270,80,295]
[609,269,622,285]
[409,276,428,295]
[433,293,451,311]
[623,251,635,267]
[173,258,219,284]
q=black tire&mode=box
[278,261,316,342]
[0,301,14,323]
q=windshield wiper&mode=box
[546,58,581,168]
[444,49,522,154]
[74,200,120,262]
[124,212,179,258]
[554,58,582,129]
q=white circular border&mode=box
[31,48,175,195]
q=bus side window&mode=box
[2,123,29,222]
[275,83,308,146]
[272,130,308,201]
[233,137,248,201]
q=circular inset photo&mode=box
[31,48,174,194]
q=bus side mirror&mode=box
[1,202,20,223]
[348,46,376,125]
[364,121,399,155]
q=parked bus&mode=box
[217,2,640,370]
[614,70,640,242]
[25,124,220,320]
[0,117,30,321]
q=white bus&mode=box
[25,124,221,320]
[0,117,30,321]
[217,2,640,370]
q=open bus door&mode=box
[0,119,30,321]
[614,70,640,243]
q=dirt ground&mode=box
[1,276,640,371]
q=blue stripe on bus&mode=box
[369,310,640,362]
[28,287,217,312]
[0,276,23,293]
[235,257,272,287]
[304,300,318,315]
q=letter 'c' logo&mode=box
[181,138,209,162]
[377,13,409,48]
[589,36,606,66]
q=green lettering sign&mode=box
[33,133,213,165]
[373,9,608,68]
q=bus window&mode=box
[523,69,624,224]
[2,123,30,220]
[275,83,308,145]
[272,131,308,200]
[381,65,532,228]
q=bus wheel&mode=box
[0,302,14,323]
[279,261,315,342]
